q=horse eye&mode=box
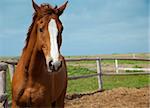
[39,28,43,32]
[48,10,52,14]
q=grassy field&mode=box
[2,53,150,100]
[67,66,150,94]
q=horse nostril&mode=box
[49,60,53,67]
[49,60,54,70]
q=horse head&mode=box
[32,0,68,72]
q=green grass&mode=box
[103,75,149,89]
[67,77,98,93]
[67,75,150,94]
[67,65,96,76]
[6,69,12,101]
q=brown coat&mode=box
[12,1,68,107]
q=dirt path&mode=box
[65,87,150,108]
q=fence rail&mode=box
[1,57,150,64]
[0,57,150,107]
[66,58,150,61]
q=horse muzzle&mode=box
[48,60,62,72]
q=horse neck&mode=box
[19,23,39,71]
[20,34,46,80]
[27,43,46,77]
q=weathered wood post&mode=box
[96,57,103,91]
[0,62,8,108]
[115,59,119,73]
[132,53,136,58]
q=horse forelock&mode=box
[40,3,53,9]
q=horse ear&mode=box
[32,0,40,12]
[57,1,68,16]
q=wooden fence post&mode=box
[0,71,6,95]
[0,63,7,93]
[96,57,103,91]
[115,59,119,73]
[0,63,8,108]
[132,53,136,58]
[8,64,15,81]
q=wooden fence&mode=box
[0,57,150,107]
[66,57,150,90]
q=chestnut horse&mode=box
[12,0,68,107]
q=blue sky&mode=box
[0,0,149,56]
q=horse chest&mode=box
[22,85,50,105]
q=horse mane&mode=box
[23,13,37,50]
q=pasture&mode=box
[1,53,150,107]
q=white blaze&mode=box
[48,19,59,62]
